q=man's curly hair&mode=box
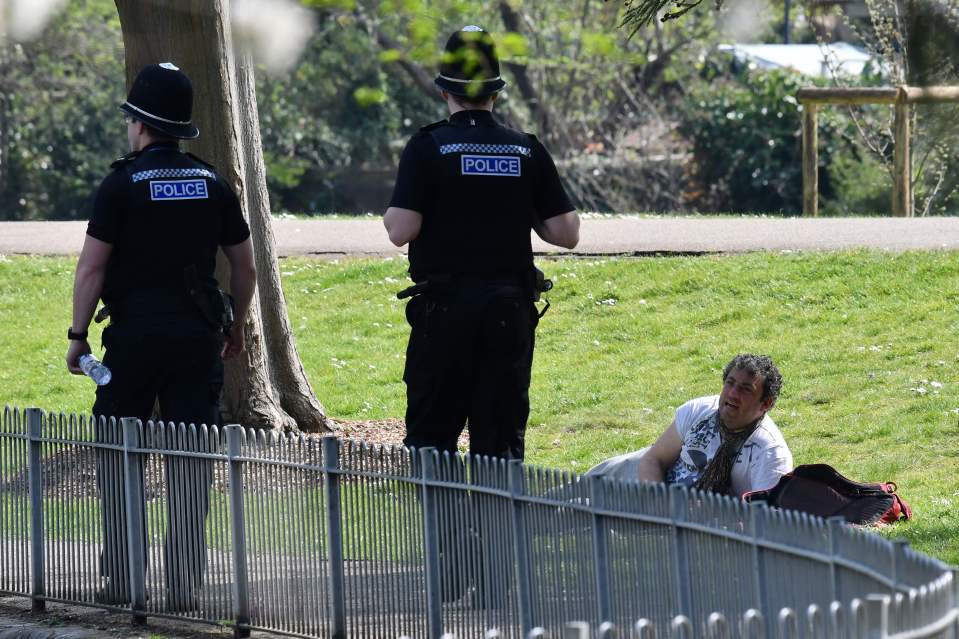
[722,354,783,402]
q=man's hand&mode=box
[66,339,92,375]
[67,235,110,377]
[222,324,245,359]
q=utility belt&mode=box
[95,267,234,334]
[397,267,553,315]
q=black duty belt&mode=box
[397,273,527,299]
[103,289,199,321]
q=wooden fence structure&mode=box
[796,86,959,217]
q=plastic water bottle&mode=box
[78,354,112,386]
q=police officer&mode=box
[385,25,580,462]
[64,63,256,610]
[385,26,579,606]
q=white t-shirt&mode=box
[664,395,792,495]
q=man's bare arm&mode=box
[221,238,256,359]
[384,207,423,246]
[534,211,580,249]
[66,235,112,374]
[638,419,684,483]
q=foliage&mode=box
[821,148,891,215]
[830,0,959,215]
[270,0,724,213]
[1,0,953,217]
[4,250,959,561]
[0,0,125,220]
[256,13,437,213]
[678,67,852,213]
[620,0,719,32]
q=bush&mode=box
[0,0,125,220]
[678,68,850,214]
[821,150,892,216]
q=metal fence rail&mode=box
[0,406,955,639]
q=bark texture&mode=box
[114,0,331,432]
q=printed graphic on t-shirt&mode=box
[665,412,760,487]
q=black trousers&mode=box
[92,318,222,606]
[402,284,538,460]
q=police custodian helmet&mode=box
[119,62,200,139]
[434,25,507,98]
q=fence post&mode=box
[589,476,612,626]
[827,516,844,604]
[749,504,771,638]
[951,567,959,639]
[707,612,730,639]
[668,484,692,618]
[805,605,824,639]
[225,425,251,638]
[890,539,909,592]
[121,417,147,625]
[743,609,765,639]
[508,460,534,636]
[801,102,818,217]
[865,595,890,639]
[892,87,912,217]
[321,436,346,639]
[829,601,846,639]
[418,448,443,639]
[777,608,798,639]
[27,408,45,613]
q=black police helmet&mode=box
[434,26,507,99]
[119,62,199,139]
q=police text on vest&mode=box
[461,154,521,177]
[149,179,209,201]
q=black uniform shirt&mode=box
[389,110,573,281]
[87,142,250,305]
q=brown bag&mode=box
[742,464,912,525]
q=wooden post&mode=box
[796,85,959,217]
[892,86,912,217]
[796,87,899,104]
[802,103,818,217]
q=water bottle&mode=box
[78,354,112,386]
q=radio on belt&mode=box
[461,154,521,177]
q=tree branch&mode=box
[373,29,438,101]
[498,0,553,139]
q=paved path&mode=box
[0,217,957,257]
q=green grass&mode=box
[1,251,958,562]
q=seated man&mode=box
[588,354,792,496]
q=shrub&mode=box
[678,68,850,214]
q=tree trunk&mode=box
[498,1,556,144]
[114,0,332,432]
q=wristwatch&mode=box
[67,328,88,341]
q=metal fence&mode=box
[0,405,955,639]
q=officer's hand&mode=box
[222,324,245,360]
[66,340,91,375]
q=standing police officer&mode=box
[385,26,579,607]
[385,25,580,462]
[65,63,256,610]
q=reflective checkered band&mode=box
[131,168,216,183]
[439,143,531,157]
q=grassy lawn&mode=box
[1,251,958,563]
